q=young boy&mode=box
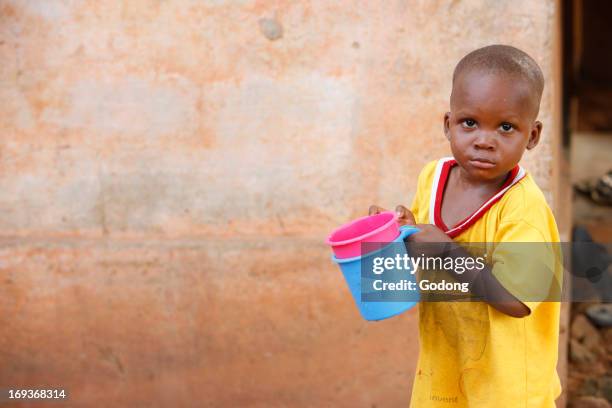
[369,45,562,407]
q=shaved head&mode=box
[452,45,544,114]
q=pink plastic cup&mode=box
[326,211,401,259]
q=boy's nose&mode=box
[473,133,495,150]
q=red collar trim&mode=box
[433,160,524,238]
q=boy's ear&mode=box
[526,121,542,150]
[444,112,451,141]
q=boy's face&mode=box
[444,70,542,182]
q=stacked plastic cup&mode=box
[326,211,420,321]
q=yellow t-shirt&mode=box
[408,158,563,408]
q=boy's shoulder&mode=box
[496,171,560,243]
[498,172,552,221]
[415,157,552,216]
[415,157,556,226]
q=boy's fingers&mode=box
[368,205,386,216]
[405,210,417,225]
[395,205,409,219]
[395,205,416,225]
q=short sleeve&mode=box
[410,160,437,224]
[491,220,563,313]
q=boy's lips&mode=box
[468,158,496,169]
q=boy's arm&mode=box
[446,241,531,317]
[406,223,531,318]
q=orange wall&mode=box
[0,1,562,406]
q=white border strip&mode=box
[429,157,454,224]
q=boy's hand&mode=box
[367,204,387,216]
[394,205,416,226]
[368,204,416,226]
[369,205,452,257]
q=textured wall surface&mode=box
[0,1,562,407]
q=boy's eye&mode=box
[462,119,476,128]
[500,123,514,132]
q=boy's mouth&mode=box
[468,158,496,169]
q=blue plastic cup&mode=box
[331,225,420,321]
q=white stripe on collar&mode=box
[428,157,454,224]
